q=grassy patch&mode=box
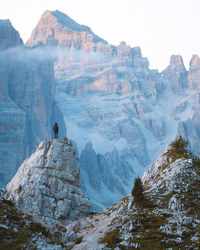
[74,236,83,244]
[0,198,63,249]
[99,229,121,248]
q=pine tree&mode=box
[131,177,144,203]
[164,135,189,162]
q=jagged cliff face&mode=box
[26,10,200,210]
[0,20,66,187]
[6,139,90,226]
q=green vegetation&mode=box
[74,236,83,244]
[131,177,145,203]
[0,198,63,249]
[131,177,155,208]
[99,229,121,248]
[164,135,189,163]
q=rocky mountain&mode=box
[6,139,90,226]
[61,137,200,249]
[0,20,66,187]
[1,137,199,249]
[25,10,200,210]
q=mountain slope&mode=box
[0,189,64,249]
[64,137,200,249]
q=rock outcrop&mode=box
[0,20,66,187]
[6,139,90,226]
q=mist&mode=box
[0,44,135,75]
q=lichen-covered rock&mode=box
[6,139,90,226]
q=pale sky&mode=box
[0,0,200,71]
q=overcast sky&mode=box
[0,0,200,71]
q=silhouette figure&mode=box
[53,122,59,139]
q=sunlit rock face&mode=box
[0,20,66,187]
[26,10,200,210]
[26,10,106,49]
[6,139,90,226]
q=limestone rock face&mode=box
[0,20,66,187]
[6,139,90,226]
[0,21,27,186]
[0,20,23,50]
[162,55,187,94]
[26,10,106,49]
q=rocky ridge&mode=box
[6,139,90,226]
[62,137,200,249]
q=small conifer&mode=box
[131,177,144,203]
[164,135,189,162]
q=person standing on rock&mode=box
[53,122,59,139]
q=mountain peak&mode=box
[26,10,106,47]
[170,55,186,72]
[189,54,200,68]
[0,19,23,49]
[40,10,91,33]
[142,136,199,207]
